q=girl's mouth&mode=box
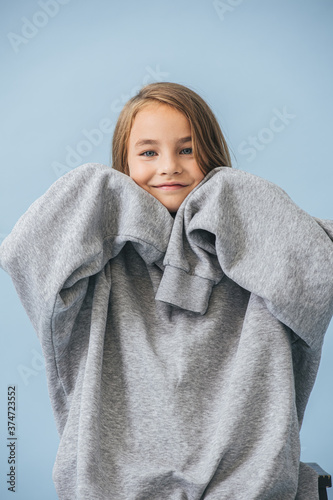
[153,183,188,191]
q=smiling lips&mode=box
[153,182,188,190]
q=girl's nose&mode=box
[159,157,183,175]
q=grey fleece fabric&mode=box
[1,163,333,500]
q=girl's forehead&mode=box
[132,103,189,129]
[129,114,191,148]
[127,104,192,151]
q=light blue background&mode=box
[0,0,332,498]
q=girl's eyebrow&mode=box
[134,136,192,148]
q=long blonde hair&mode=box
[111,82,232,176]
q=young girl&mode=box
[1,82,333,500]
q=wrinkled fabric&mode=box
[1,163,332,500]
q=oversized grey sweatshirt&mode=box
[1,163,333,500]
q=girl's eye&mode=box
[140,148,192,157]
[181,148,193,155]
[141,151,156,157]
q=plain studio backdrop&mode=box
[0,1,332,499]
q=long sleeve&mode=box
[160,167,333,350]
[0,163,173,358]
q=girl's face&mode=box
[127,103,205,213]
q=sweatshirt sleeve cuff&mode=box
[155,265,215,315]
